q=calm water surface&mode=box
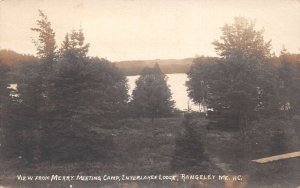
[9,73,200,111]
[127,73,199,111]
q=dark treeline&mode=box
[0,10,175,164]
[0,10,129,163]
[0,50,195,76]
[114,58,193,76]
[0,49,38,67]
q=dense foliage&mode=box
[0,63,11,160]
[31,9,58,65]
[1,11,128,163]
[171,116,207,172]
[1,12,300,167]
[277,50,300,113]
[130,64,175,121]
[187,17,286,134]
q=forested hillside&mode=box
[114,58,194,75]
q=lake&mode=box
[9,73,201,111]
[127,73,200,111]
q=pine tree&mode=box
[46,29,128,162]
[31,9,57,65]
[23,9,59,162]
[59,29,90,63]
[5,10,128,163]
[130,64,174,121]
[171,117,206,172]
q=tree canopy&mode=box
[59,29,90,63]
[187,17,278,133]
[130,64,174,121]
[31,10,57,65]
[213,17,272,62]
[0,63,10,154]
[2,10,128,163]
[277,49,300,113]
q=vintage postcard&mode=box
[0,0,299,187]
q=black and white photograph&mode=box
[0,0,300,187]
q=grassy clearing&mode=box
[204,115,300,187]
[1,116,299,187]
[1,117,222,187]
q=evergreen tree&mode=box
[47,57,127,162]
[171,117,206,172]
[31,9,57,65]
[46,29,128,162]
[59,29,90,63]
[19,9,59,162]
[5,11,128,163]
[130,64,174,121]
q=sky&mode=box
[0,0,300,61]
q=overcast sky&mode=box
[0,0,300,61]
